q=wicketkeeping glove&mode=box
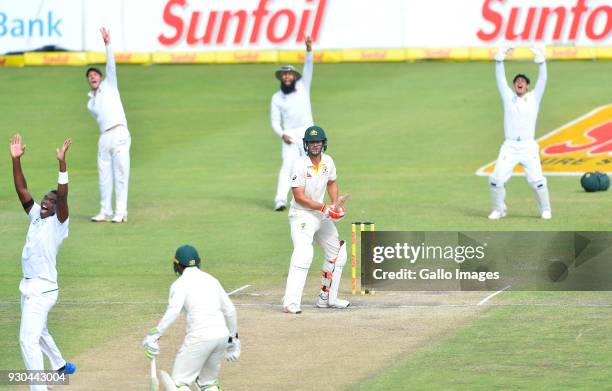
[142,328,161,360]
[226,334,241,362]
[530,44,546,64]
[495,42,514,62]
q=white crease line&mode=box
[477,285,512,306]
[227,284,251,296]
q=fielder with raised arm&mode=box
[283,126,349,314]
[270,36,315,211]
[488,43,552,220]
[87,27,131,223]
[10,134,76,390]
[143,245,240,391]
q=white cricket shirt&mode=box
[87,44,128,133]
[496,61,547,142]
[271,51,314,139]
[290,154,337,211]
[21,203,69,291]
[156,267,237,342]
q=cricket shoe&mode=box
[283,303,302,314]
[57,362,77,375]
[274,201,286,212]
[111,214,127,223]
[541,210,552,220]
[488,207,507,220]
[91,212,110,222]
[316,296,350,309]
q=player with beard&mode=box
[270,36,315,211]
[282,126,349,314]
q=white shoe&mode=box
[316,296,350,309]
[111,214,127,223]
[283,303,302,314]
[91,212,110,222]
[541,210,552,220]
[274,201,286,212]
[488,209,507,220]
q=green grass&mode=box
[350,293,612,391]
[0,61,611,384]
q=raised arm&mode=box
[10,134,33,213]
[531,45,547,102]
[302,36,314,90]
[55,138,72,223]
[495,44,513,99]
[101,28,117,87]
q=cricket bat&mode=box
[334,193,350,210]
[150,358,159,391]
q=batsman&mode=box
[283,126,349,314]
[143,245,240,391]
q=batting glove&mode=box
[530,44,546,64]
[320,204,345,220]
[226,334,241,362]
[143,338,159,359]
[142,327,161,360]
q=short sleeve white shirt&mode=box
[21,203,69,287]
[290,154,337,211]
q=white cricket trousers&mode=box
[19,280,66,391]
[490,140,545,184]
[275,135,305,205]
[283,210,342,308]
[98,125,131,216]
[172,336,227,388]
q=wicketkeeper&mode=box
[283,126,349,314]
[488,43,552,220]
[143,245,240,391]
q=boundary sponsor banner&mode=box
[87,52,151,64]
[477,104,612,176]
[0,54,24,67]
[4,46,612,66]
[24,52,87,66]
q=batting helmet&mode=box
[580,172,600,192]
[275,65,302,81]
[173,244,201,275]
[303,125,327,152]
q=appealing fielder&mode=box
[271,36,315,211]
[87,27,131,223]
[143,245,240,391]
[283,126,349,314]
[488,44,552,220]
[10,134,76,391]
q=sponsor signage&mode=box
[478,105,612,176]
[1,0,610,54]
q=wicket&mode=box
[351,221,375,295]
